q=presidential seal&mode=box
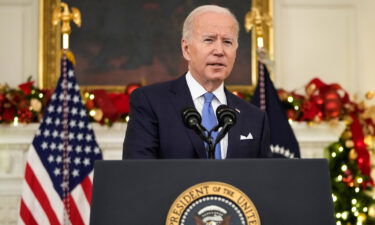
[165,182,260,225]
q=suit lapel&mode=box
[169,75,206,158]
[225,89,241,158]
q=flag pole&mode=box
[52,3,81,224]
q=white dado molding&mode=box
[0,122,344,224]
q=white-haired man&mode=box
[123,5,271,159]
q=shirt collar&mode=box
[185,71,226,104]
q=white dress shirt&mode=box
[186,71,228,159]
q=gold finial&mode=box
[52,2,81,49]
[244,5,272,49]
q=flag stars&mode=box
[75,145,82,153]
[54,168,61,176]
[77,133,83,141]
[71,107,78,115]
[80,109,86,117]
[68,70,74,77]
[86,134,92,142]
[73,96,79,103]
[57,106,62,113]
[69,133,75,140]
[43,130,50,137]
[83,158,91,166]
[84,146,91,153]
[48,105,54,113]
[69,120,76,128]
[41,142,48,150]
[67,145,73,152]
[50,143,57,151]
[54,119,60,126]
[56,156,62,164]
[51,93,57,100]
[46,117,52,125]
[72,169,79,177]
[48,155,54,163]
[74,157,81,165]
[63,169,69,176]
[78,121,85,129]
[94,147,101,154]
[58,143,64,151]
[52,130,59,138]
[74,84,79,91]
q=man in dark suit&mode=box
[123,5,271,159]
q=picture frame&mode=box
[39,0,273,93]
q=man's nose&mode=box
[213,41,224,56]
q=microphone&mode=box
[181,107,209,143]
[214,105,237,145]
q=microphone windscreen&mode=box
[216,105,237,126]
[181,107,201,128]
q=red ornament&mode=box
[323,90,342,119]
[125,83,141,95]
[85,99,95,109]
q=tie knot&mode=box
[203,92,215,103]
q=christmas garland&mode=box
[1,77,375,223]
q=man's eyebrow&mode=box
[202,34,217,38]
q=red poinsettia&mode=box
[18,81,34,95]
[108,93,130,115]
[3,107,16,122]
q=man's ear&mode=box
[181,39,191,61]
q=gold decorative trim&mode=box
[249,0,274,85]
[39,0,61,90]
[40,0,273,93]
[165,181,261,225]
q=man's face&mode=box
[182,12,238,89]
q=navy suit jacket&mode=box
[122,75,271,159]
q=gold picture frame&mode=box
[39,0,273,93]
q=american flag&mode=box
[252,61,301,158]
[19,53,103,225]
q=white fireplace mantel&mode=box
[0,122,345,224]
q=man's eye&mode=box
[224,40,233,45]
[204,39,213,43]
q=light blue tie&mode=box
[202,92,221,159]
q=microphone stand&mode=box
[205,129,219,159]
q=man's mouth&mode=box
[207,63,226,67]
